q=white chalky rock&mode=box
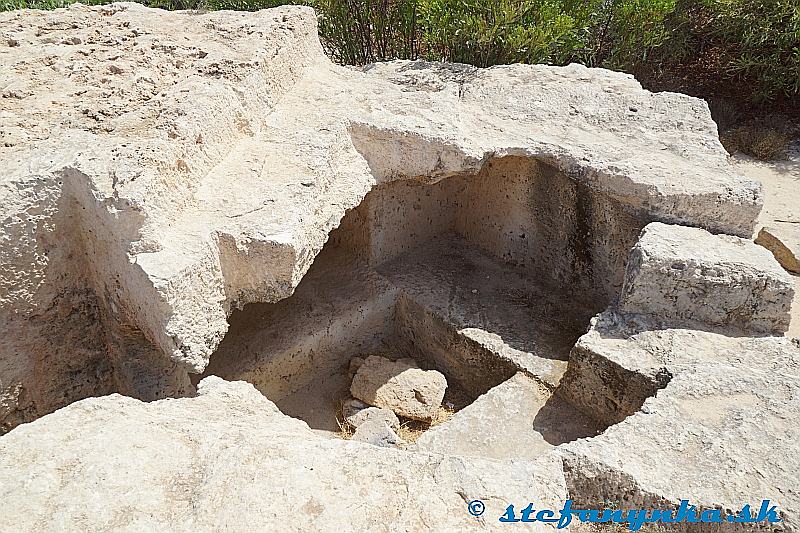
[0,5,797,530]
[619,222,795,334]
[0,377,567,531]
[350,418,406,448]
[0,2,764,429]
[345,405,400,430]
[350,356,447,422]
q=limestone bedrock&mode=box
[1,2,760,381]
[619,222,795,334]
[2,4,798,531]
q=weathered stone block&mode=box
[343,401,400,430]
[350,356,447,422]
[619,222,795,334]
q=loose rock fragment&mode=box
[350,356,447,422]
[756,224,800,274]
[347,357,365,378]
[341,397,368,419]
[345,405,400,430]
[350,419,406,448]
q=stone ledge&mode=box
[619,222,795,334]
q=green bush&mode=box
[314,0,418,64]
[696,0,800,101]
[311,0,679,69]
[1,0,797,102]
[0,0,100,9]
[416,0,679,69]
[581,0,678,69]
[203,0,295,10]
[415,0,587,66]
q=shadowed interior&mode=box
[200,155,650,453]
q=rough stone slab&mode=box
[756,223,800,274]
[560,309,800,425]
[344,403,400,431]
[415,373,602,461]
[383,235,590,393]
[0,377,568,532]
[200,248,398,401]
[560,360,800,531]
[619,222,795,334]
[555,306,800,532]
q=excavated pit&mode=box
[200,155,653,455]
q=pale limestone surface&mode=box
[619,222,795,334]
[345,404,400,430]
[0,4,797,532]
[0,2,760,394]
[350,418,406,448]
[559,325,800,531]
[1,2,324,429]
[735,144,800,335]
[414,373,601,461]
[553,222,800,530]
[0,376,568,532]
[350,355,447,422]
[551,220,800,530]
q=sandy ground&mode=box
[733,142,800,339]
[275,368,351,436]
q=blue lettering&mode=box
[556,500,576,529]
[520,503,536,523]
[582,510,603,523]
[659,508,678,523]
[735,504,754,522]
[755,500,781,523]
[628,509,661,531]
[494,500,781,528]
[610,509,628,524]
[499,504,520,523]
[536,509,558,523]
[700,509,723,523]
[675,500,701,523]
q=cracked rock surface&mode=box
[0,4,797,532]
[1,2,760,383]
[0,377,566,531]
[351,355,447,422]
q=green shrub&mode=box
[415,0,591,66]
[699,0,800,101]
[580,0,679,69]
[314,0,418,64]
[1,0,797,103]
[0,0,100,9]
[204,0,302,11]
[411,0,679,69]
